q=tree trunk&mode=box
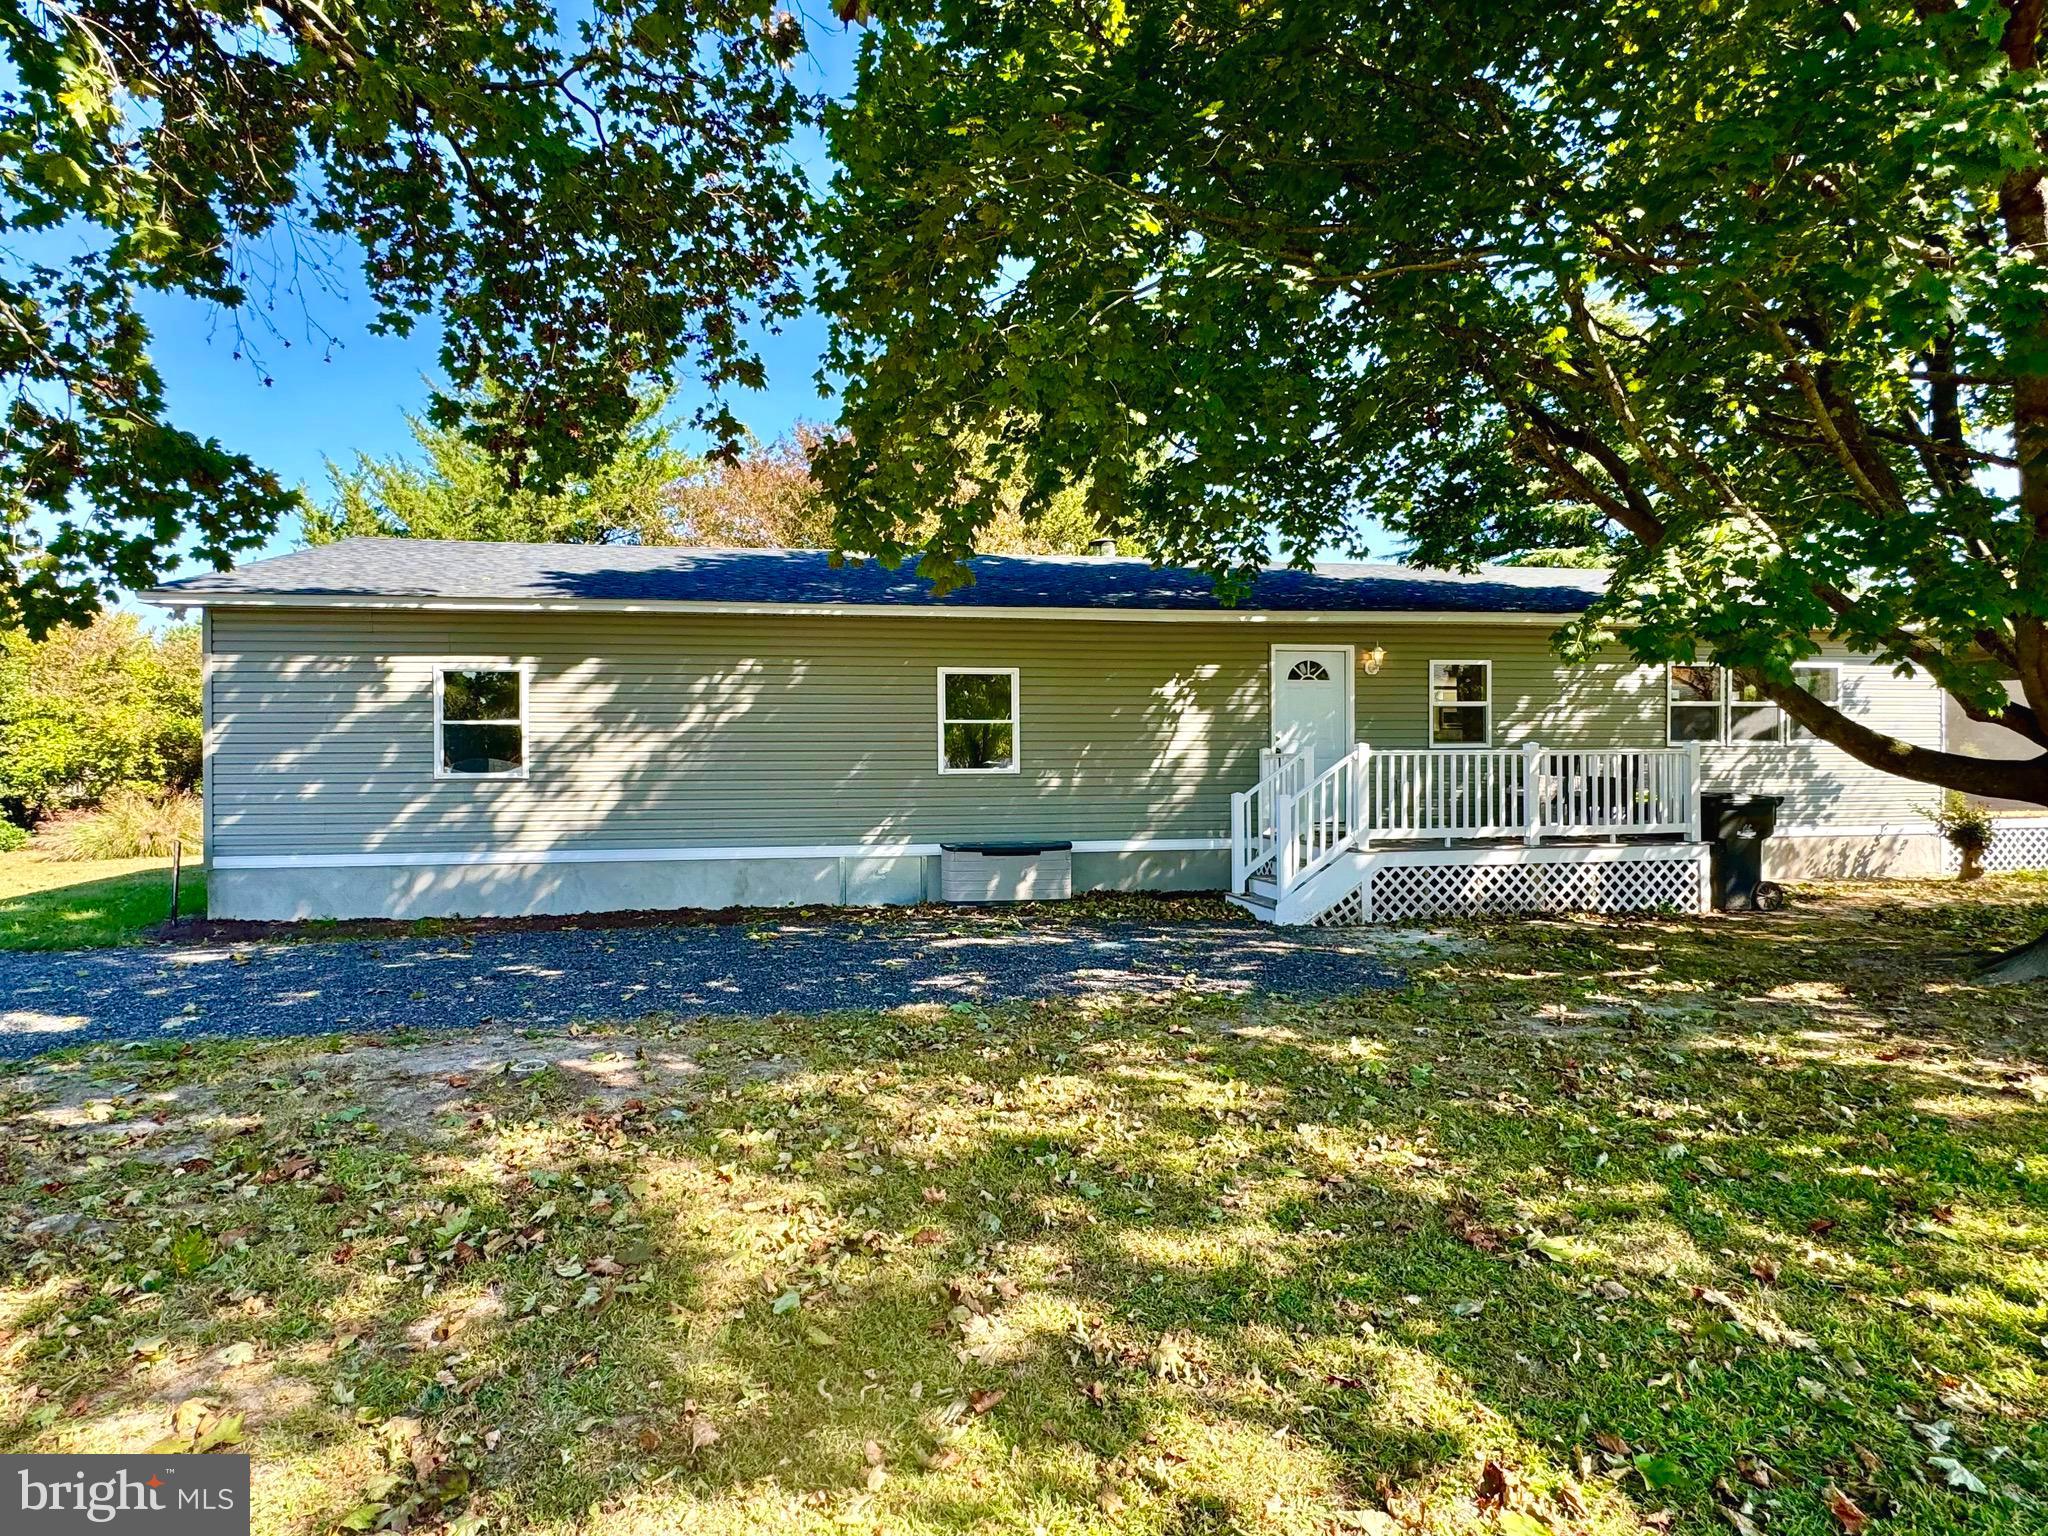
[1984,927,2048,983]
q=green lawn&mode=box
[0,852,204,949]
[1,878,2044,1536]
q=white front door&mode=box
[1271,646,1352,775]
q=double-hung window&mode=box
[1666,664,1724,742]
[938,668,1020,774]
[436,666,527,778]
[1666,663,1840,745]
[1429,660,1492,747]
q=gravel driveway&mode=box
[0,917,1402,1060]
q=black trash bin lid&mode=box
[1700,793,1784,812]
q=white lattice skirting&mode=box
[1311,844,1710,926]
[1946,817,2048,874]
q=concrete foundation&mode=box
[1763,832,1947,881]
[205,848,1231,921]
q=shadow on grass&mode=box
[0,860,204,950]
[1,878,2044,1534]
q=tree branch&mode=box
[1763,674,2048,804]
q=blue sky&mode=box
[135,25,864,580]
[115,19,1381,618]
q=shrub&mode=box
[1927,789,1996,853]
[0,821,28,854]
[0,614,201,817]
[38,789,202,861]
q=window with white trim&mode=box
[1666,663,1841,744]
[938,668,1019,774]
[1429,660,1491,746]
[1785,663,1841,741]
[436,666,526,778]
[1667,664,1723,742]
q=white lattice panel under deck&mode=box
[1946,818,2048,873]
[1308,846,1707,926]
[1310,889,1368,927]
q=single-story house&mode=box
[145,538,1951,925]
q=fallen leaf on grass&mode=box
[1477,1459,1518,1511]
[1824,1484,1869,1534]
[1929,1456,1988,1494]
[1445,1196,1508,1254]
[149,1399,243,1454]
[1634,1453,1685,1491]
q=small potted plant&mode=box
[1929,790,1996,881]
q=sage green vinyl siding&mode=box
[1692,653,1946,828]
[204,610,1943,859]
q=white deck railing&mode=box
[1229,749,1310,891]
[1232,742,1702,899]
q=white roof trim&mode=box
[141,592,1580,625]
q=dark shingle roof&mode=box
[145,538,1607,615]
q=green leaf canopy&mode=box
[2,0,812,635]
[821,0,2048,803]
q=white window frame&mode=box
[1783,661,1843,743]
[1665,663,1725,746]
[1427,659,1493,749]
[433,662,531,781]
[1665,662,1844,746]
[936,666,1021,776]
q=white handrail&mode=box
[1534,747,1696,836]
[1236,742,1701,902]
[1363,744,1697,844]
[1230,749,1310,891]
[1280,744,1367,890]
